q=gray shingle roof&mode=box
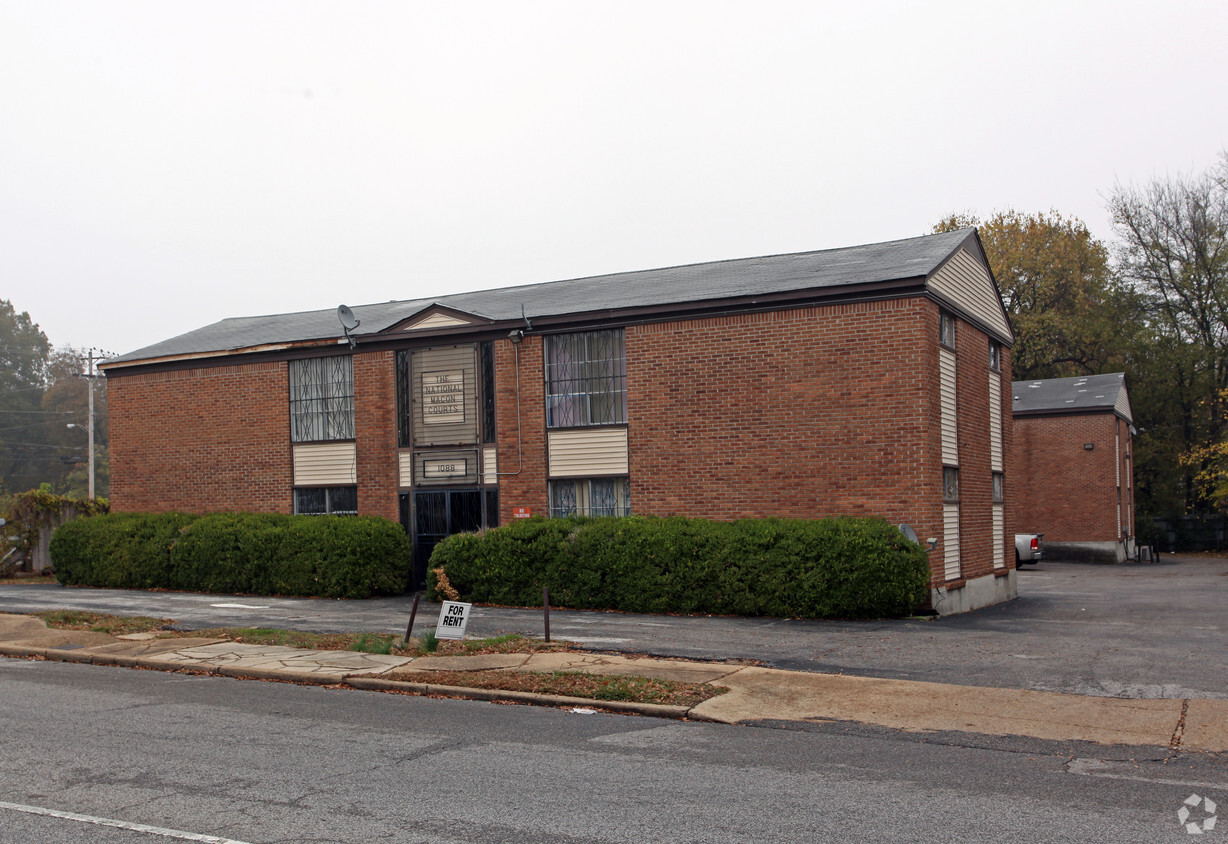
[105,228,978,367]
[1012,373,1130,420]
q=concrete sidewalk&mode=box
[3,613,1225,752]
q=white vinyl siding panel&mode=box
[1117,432,1122,538]
[293,442,357,486]
[483,446,497,485]
[989,371,1003,472]
[993,504,1006,569]
[548,428,629,477]
[404,311,471,331]
[929,249,1012,340]
[943,503,961,581]
[940,349,958,465]
[1115,388,1134,424]
[398,452,413,488]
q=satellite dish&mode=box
[897,524,919,545]
[337,305,360,331]
[337,305,360,349]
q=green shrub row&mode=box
[427,515,930,618]
[50,512,412,598]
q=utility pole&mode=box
[71,349,109,500]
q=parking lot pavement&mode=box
[1,553,1224,699]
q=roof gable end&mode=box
[383,304,492,334]
[925,232,1014,344]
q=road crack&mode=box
[1167,698,1189,756]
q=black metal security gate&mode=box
[401,489,498,587]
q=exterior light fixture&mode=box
[1083,442,1095,450]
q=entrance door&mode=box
[407,489,489,587]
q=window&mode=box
[992,472,1004,503]
[290,356,354,442]
[294,486,357,515]
[939,312,956,349]
[988,340,1001,372]
[549,478,631,517]
[943,467,960,503]
[545,330,627,428]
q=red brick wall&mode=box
[480,300,1008,587]
[626,300,932,525]
[353,350,399,522]
[108,361,292,513]
[494,335,548,521]
[109,351,404,522]
[1011,411,1123,542]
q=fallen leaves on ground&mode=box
[392,668,727,707]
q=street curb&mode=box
[344,675,694,719]
[215,664,342,684]
[0,646,696,718]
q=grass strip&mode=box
[32,612,580,657]
[394,668,727,707]
[32,610,174,636]
[0,574,59,585]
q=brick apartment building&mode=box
[102,228,1017,614]
[1011,372,1136,562]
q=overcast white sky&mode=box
[2,1,1225,357]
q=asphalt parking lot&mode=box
[1,553,1224,700]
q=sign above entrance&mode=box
[422,370,465,425]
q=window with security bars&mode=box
[549,478,631,518]
[545,330,627,428]
[294,486,357,515]
[290,356,355,442]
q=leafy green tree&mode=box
[1109,154,1228,513]
[934,210,1139,380]
[0,300,52,494]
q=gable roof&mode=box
[1012,373,1132,423]
[103,228,1012,370]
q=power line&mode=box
[0,409,78,415]
[0,441,85,450]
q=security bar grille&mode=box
[549,478,631,518]
[290,356,355,442]
[545,330,627,428]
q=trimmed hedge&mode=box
[50,512,411,598]
[427,515,929,619]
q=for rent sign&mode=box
[435,601,472,640]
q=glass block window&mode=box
[290,356,355,442]
[294,486,358,515]
[549,478,631,518]
[545,330,627,428]
[992,472,1004,503]
[943,467,960,503]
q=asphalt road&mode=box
[2,659,1223,843]
[2,554,1225,699]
